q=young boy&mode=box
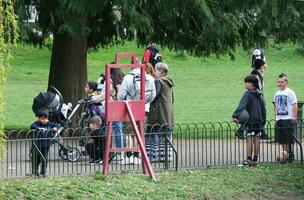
[31,110,58,176]
[232,75,266,167]
[274,73,298,161]
[85,116,105,164]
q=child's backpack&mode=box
[251,48,265,68]
[147,46,162,67]
[130,72,155,103]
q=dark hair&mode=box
[87,82,98,91]
[110,68,124,90]
[98,73,106,84]
[254,59,265,70]
[35,109,49,118]
[244,75,259,88]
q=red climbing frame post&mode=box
[102,53,156,181]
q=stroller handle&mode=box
[77,97,92,104]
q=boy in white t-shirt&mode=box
[274,73,298,161]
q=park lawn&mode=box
[0,164,303,199]
[4,42,304,130]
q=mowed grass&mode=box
[4,42,304,129]
[0,164,304,199]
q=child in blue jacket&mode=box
[31,110,59,176]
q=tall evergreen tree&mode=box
[16,0,304,105]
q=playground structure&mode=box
[102,53,156,181]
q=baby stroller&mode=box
[31,86,81,162]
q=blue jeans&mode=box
[112,121,124,148]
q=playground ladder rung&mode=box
[110,147,139,152]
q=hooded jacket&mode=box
[31,121,59,148]
[232,88,266,124]
[147,76,174,126]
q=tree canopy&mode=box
[17,0,304,55]
[13,0,304,121]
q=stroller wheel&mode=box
[67,147,81,162]
[59,147,68,160]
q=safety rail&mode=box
[1,120,303,179]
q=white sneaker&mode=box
[112,153,123,161]
[133,156,141,165]
[119,156,134,164]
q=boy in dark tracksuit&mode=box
[31,110,58,176]
[232,75,266,167]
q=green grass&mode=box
[0,164,304,199]
[4,41,304,129]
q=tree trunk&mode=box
[48,33,87,125]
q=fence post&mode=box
[164,131,168,169]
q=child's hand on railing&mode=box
[38,128,46,132]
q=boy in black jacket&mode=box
[31,110,58,176]
[232,75,266,167]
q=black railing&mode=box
[1,120,303,179]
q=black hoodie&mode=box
[232,88,266,123]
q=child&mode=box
[274,73,298,161]
[31,110,59,176]
[84,82,105,119]
[85,116,105,164]
[251,59,269,140]
[251,59,267,93]
[232,75,266,167]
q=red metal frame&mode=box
[102,53,156,181]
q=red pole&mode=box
[103,64,112,175]
[125,101,156,181]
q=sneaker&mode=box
[89,159,102,164]
[94,159,103,164]
[133,156,142,165]
[242,159,252,166]
[119,156,134,165]
[111,153,123,161]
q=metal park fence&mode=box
[1,120,303,179]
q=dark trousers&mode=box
[31,145,49,176]
[85,143,104,161]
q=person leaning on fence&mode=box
[31,110,59,176]
[146,62,174,161]
[274,73,298,162]
[85,116,104,164]
[117,62,156,164]
[232,75,266,167]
